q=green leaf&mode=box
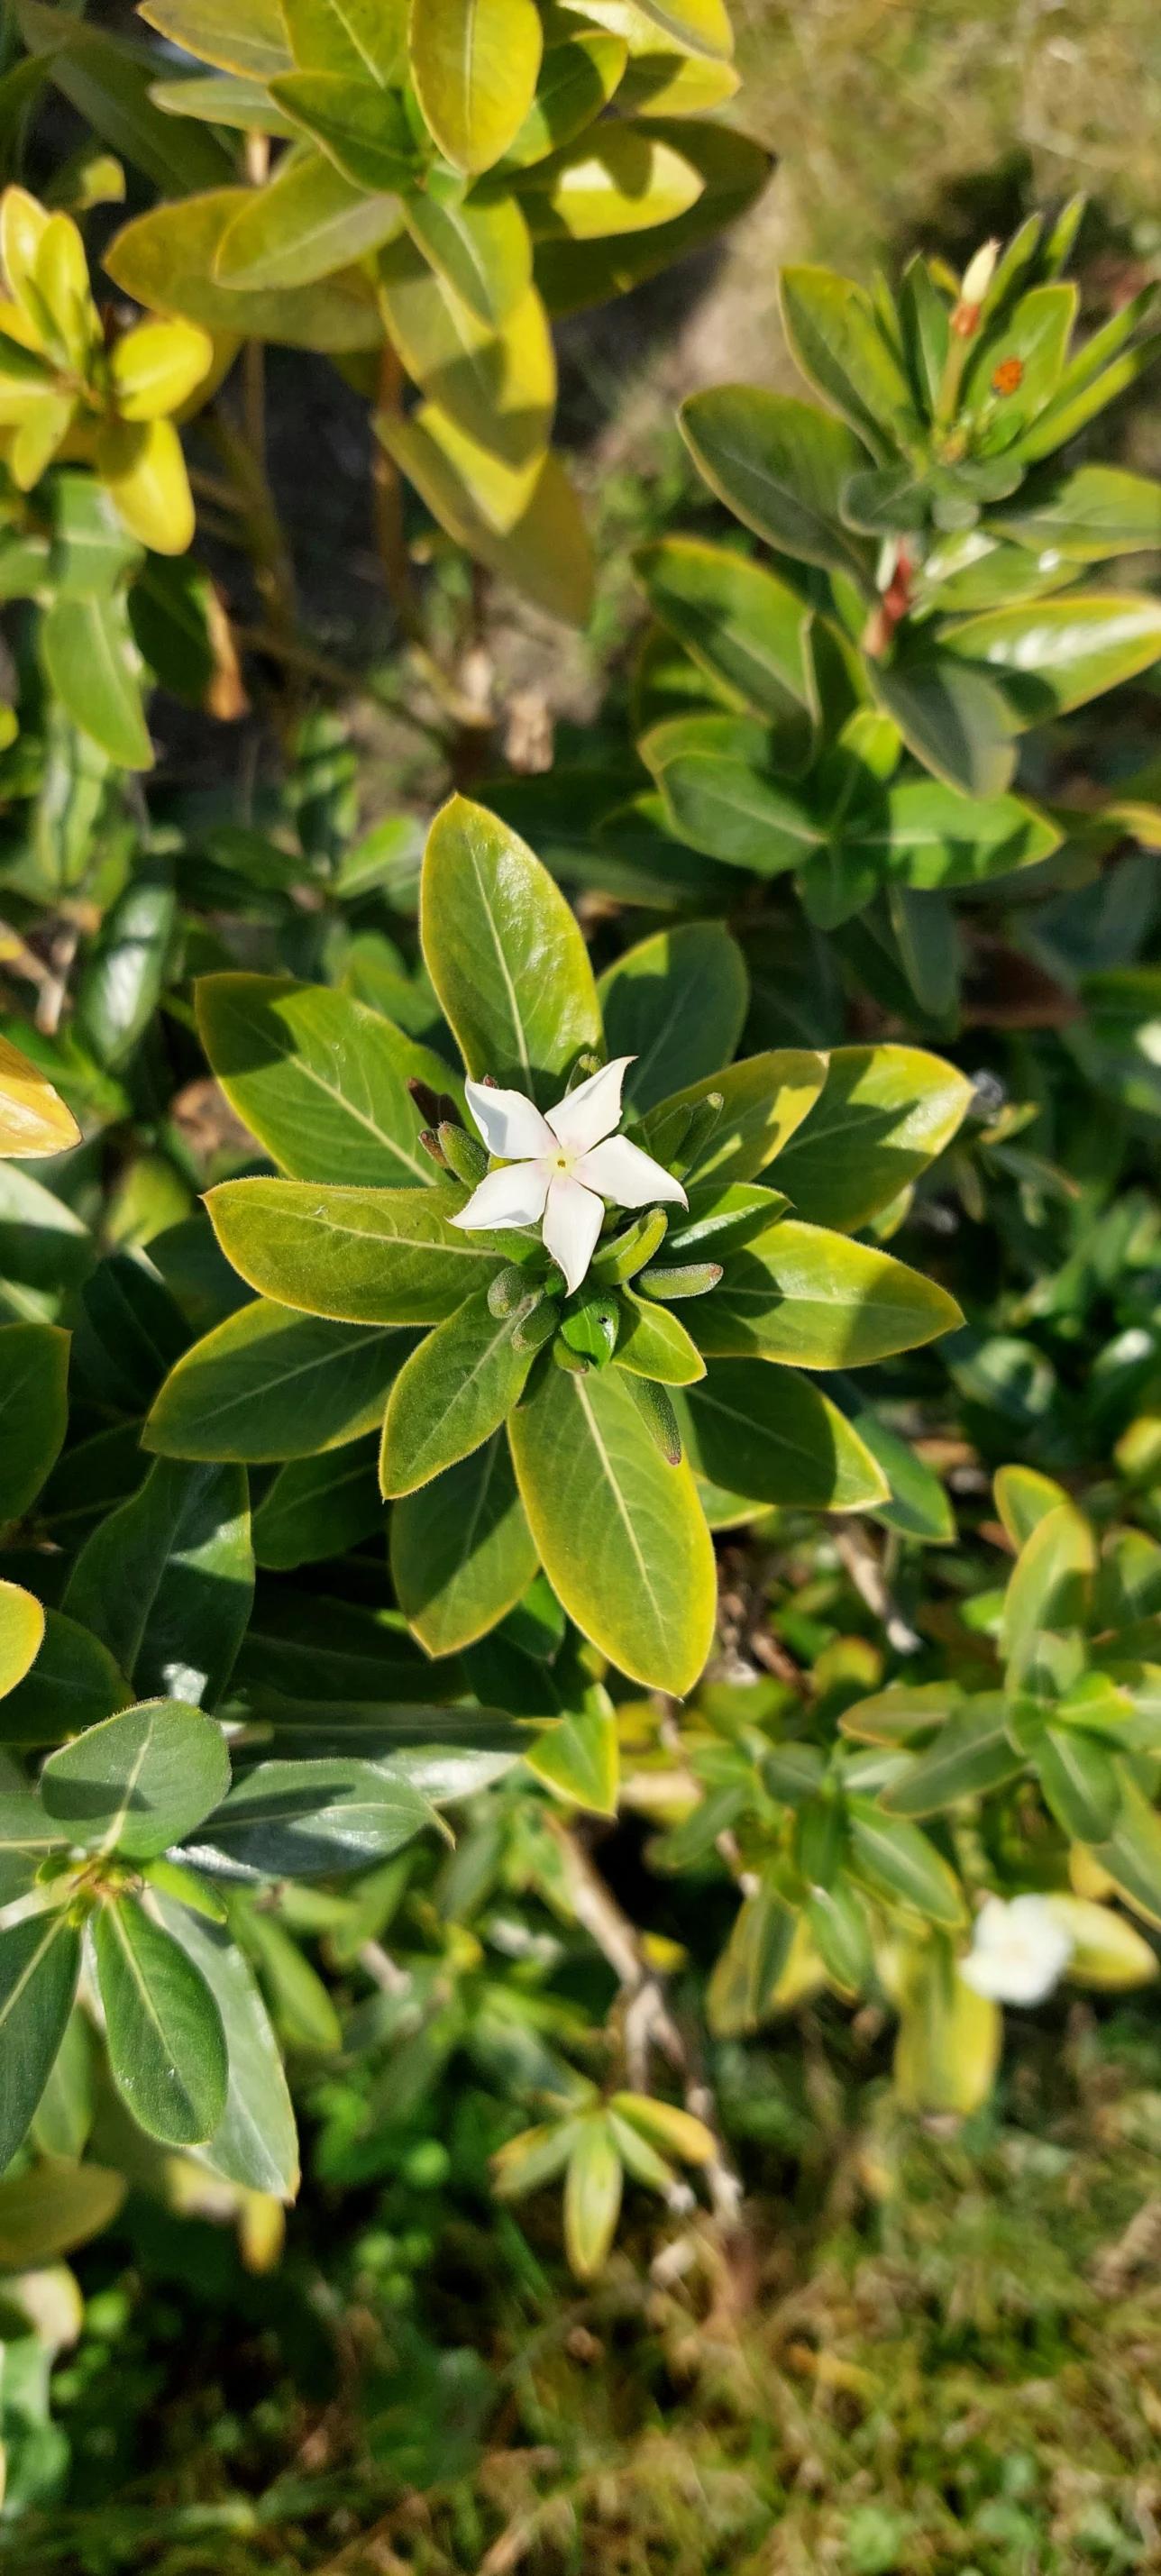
[205,1179,507,1326]
[17,0,233,191]
[63,1457,252,1709]
[962,281,1076,443]
[421,794,601,1101]
[409,0,543,174]
[680,384,875,584]
[534,120,770,319]
[840,1681,961,1745]
[404,187,531,331]
[150,71,302,133]
[518,122,701,239]
[375,407,594,620]
[597,922,747,1114]
[772,1044,974,1232]
[634,535,815,740]
[231,1900,341,2051]
[993,1463,1068,1551]
[155,1892,298,2197]
[0,1580,45,1700]
[846,1798,965,1928]
[268,69,414,189]
[1000,1501,1096,1680]
[214,147,403,289]
[615,1287,705,1384]
[377,234,553,475]
[75,864,177,1072]
[692,1219,963,1368]
[196,973,458,1187]
[206,1757,437,1875]
[664,1182,788,1259]
[866,655,1017,799]
[1090,1769,1161,1932]
[0,2160,125,2269]
[0,1909,81,2170]
[390,1431,537,1654]
[878,1698,1021,1815]
[640,715,822,873]
[41,592,152,771]
[507,1361,716,1693]
[95,1895,228,2146]
[47,473,144,603]
[105,191,383,351]
[0,1322,68,1521]
[138,0,292,80]
[638,1048,827,1187]
[41,1700,230,1859]
[30,2005,96,2161]
[0,1608,131,1749]
[674,1362,888,1509]
[380,1290,535,1496]
[497,32,626,169]
[842,1404,955,1543]
[780,265,917,461]
[525,1685,618,1815]
[145,1302,410,1463]
[282,0,407,83]
[840,778,1062,892]
[938,595,1161,730]
[1038,1724,1121,1842]
[252,1435,383,1568]
[563,2114,622,2279]
[997,463,1161,563]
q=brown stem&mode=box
[830,1519,921,1655]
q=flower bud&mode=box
[437,1120,487,1187]
[637,1261,722,1301]
[512,1294,561,1354]
[488,1262,532,1319]
[672,1092,724,1178]
[624,1374,682,1465]
[959,239,1000,307]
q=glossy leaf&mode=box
[564,2115,622,2279]
[773,1045,974,1232]
[635,534,814,735]
[0,1909,82,2170]
[138,0,292,81]
[1038,1724,1121,1842]
[94,1895,228,2146]
[638,1049,827,1187]
[252,1436,383,1568]
[75,865,176,1071]
[846,1799,965,1928]
[615,1287,705,1383]
[377,234,554,475]
[63,1456,252,1708]
[41,592,152,771]
[269,70,415,192]
[866,655,1017,799]
[692,1219,963,1368]
[938,595,1161,730]
[780,264,916,459]
[214,148,402,290]
[206,1757,437,1875]
[1000,1501,1096,1678]
[497,32,626,169]
[409,0,543,174]
[998,463,1161,563]
[197,973,458,1187]
[380,1290,535,1496]
[375,409,594,620]
[534,120,769,318]
[146,1301,412,1462]
[405,186,531,331]
[675,1362,888,1509]
[993,1463,1068,1551]
[205,1178,506,1326]
[525,1686,618,1814]
[508,1360,716,1693]
[680,384,874,583]
[893,1940,1000,2116]
[0,1321,68,1520]
[421,794,601,1100]
[41,1699,230,1859]
[105,191,383,351]
[17,0,233,192]
[519,122,701,239]
[0,1581,44,1699]
[156,1892,299,2197]
[0,1607,131,1748]
[844,1404,955,1543]
[0,2160,125,2269]
[878,1698,1021,1815]
[641,714,822,872]
[598,922,747,1113]
[841,778,1061,892]
[0,1039,79,1159]
[282,0,408,83]
[391,1432,538,1654]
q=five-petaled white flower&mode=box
[959,1893,1074,2006]
[449,1055,686,1295]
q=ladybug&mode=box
[992,356,1025,395]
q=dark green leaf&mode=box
[196,973,458,1187]
[41,1699,230,1859]
[63,1457,252,1709]
[146,1303,415,1461]
[772,1043,973,1231]
[0,1608,131,1748]
[0,1321,69,1522]
[598,922,748,1113]
[674,1361,889,1510]
[0,1909,81,2170]
[205,1757,437,1875]
[390,1432,538,1654]
[94,1895,228,2146]
[380,1289,535,1496]
[252,1436,384,1567]
[421,795,602,1102]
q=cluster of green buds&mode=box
[0,186,214,550]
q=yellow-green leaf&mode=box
[409,0,543,176]
[0,1030,80,1156]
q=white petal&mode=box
[449,1161,550,1231]
[574,1135,688,1210]
[464,1080,555,1161]
[544,1055,635,1154]
[542,1174,604,1294]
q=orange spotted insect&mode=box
[992,357,1024,395]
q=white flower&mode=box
[449,1055,686,1296]
[959,1894,1074,2007]
[958,238,1000,308]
